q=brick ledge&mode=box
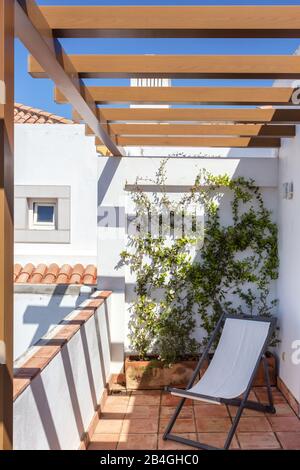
[13,290,112,401]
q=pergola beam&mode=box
[15,0,123,156]
[96,108,300,124]
[30,55,300,79]
[0,0,14,451]
[89,124,295,138]
[39,6,300,39]
[116,136,281,148]
[55,86,298,106]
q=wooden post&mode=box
[0,0,14,450]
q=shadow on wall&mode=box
[14,295,120,450]
[16,284,88,356]
[98,156,122,206]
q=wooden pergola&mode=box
[1,0,300,449]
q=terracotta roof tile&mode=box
[30,264,47,284]
[14,264,22,282]
[17,263,35,283]
[14,263,97,285]
[14,103,73,125]
[82,265,97,285]
[56,264,73,284]
[42,264,60,284]
[69,264,85,284]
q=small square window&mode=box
[35,204,55,223]
[28,199,57,230]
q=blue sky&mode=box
[15,0,300,118]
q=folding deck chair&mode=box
[163,314,277,450]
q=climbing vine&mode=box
[120,160,279,364]
[189,171,279,343]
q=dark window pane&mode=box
[37,205,54,223]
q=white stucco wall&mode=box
[14,124,98,266]
[13,285,93,362]
[13,295,112,450]
[125,146,278,159]
[97,155,278,368]
[277,128,300,404]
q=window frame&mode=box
[28,198,57,231]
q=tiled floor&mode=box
[88,387,300,450]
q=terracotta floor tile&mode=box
[88,434,118,450]
[131,390,161,395]
[104,395,130,406]
[237,417,272,432]
[229,400,295,418]
[121,417,159,434]
[254,388,286,404]
[228,406,262,417]
[158,433,199,450]
[195,417,232,433]
[87,389,298,451]
[129,392,161,406]
[198,432,239,449]
[194,404,229,418]
[237,432,280,450]
[276,432,300,450]
[160,406,193,419]
[161,392,192,407]
[271,394,287,404]
[102,395,129,413]
[230,390,257,402]
[102,404,128,414]
[94,418,123,434]
[126,405,159,419]
[118,434,157,450]
[268,416,300,432]
[272,403,296,417]
[248,390,259,402]
[226,392,259,418]
[159,418,195,434]
[100,411,126,420]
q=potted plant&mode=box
[121,160,202,389]
[121,161,279,390]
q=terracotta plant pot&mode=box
[125,356,198,390]
[125,352,276,391]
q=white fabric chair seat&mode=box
[171,318,270,403]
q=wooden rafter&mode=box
[93,108,300,124]
[39,6,300,39]
[0,0,14,451]
[113,136,281,148]
[30,54,300,79]
[15,0,123,156]
[21,1,300,152]
[104,124,295,138]
[55,86,297,106]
